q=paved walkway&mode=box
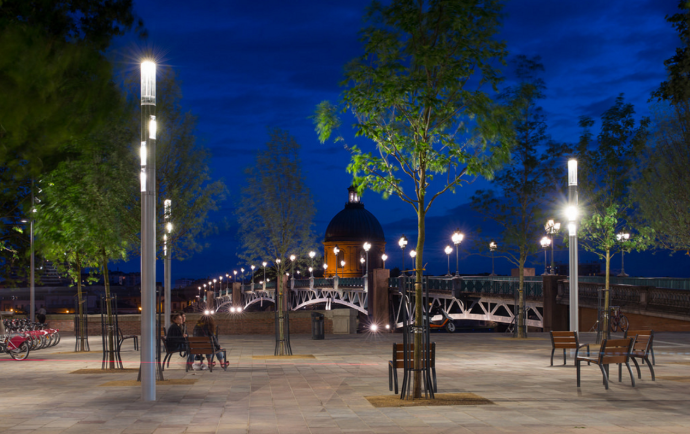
[1,331,690,434]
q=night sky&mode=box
[110,0,690,281]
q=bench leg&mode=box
[388,365,393,392]
[626,362,636,387]
[576,360,581,387]
[550,348,555,366]
[645,356,655,381]
[393,368,399,395]
[599,365,609,390]
[432,367,437,393]
[631,357,641,379]
[563,349,566,365]
[618,363,622,382]
[651,346,655,365]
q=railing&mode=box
[578,276,690,291]
[557,280,690,312]
[388,276,542,299]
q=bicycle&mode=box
[609,306,629,333]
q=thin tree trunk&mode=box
[277,270,285,355]
[76,252,85,352]
[103,250,116,369]
[603,249,610,338]
[518,260,526,338]
[413,207,425,399]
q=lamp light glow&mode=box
[444,246,453,255]
[410,250,416,258]
[141,61,156,105]
[398,236,408,248]
[370,324,378,332]
[290,254,296,261]
[565,206,578,222]
[140,142,147,166]
[148,117,157,140]
[309,251,316,258]
[363,242,371,252]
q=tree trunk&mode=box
[603,249,610,338]
[76,253,86,352]
[517,260,526,338]
[277,268,286,355]
[412,207,425,399]
[103,250,116,369]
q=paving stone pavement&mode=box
[1,331,689,433]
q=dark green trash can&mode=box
[311,312,324,340]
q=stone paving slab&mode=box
[1,332,689,433]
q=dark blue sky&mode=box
[111,0,689,280]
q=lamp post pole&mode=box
[333,246,340,278]
[567,159,579,334]
[30,181,35,322]
[163,200,172,331]
[452,229,464,276]
[540,237,551,276]
[398,236,407,276]
[489,241,497,276]
[140,60,157,402]
[617,232,630,277]
[444,246,452,276]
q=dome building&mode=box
[323,187,386,278]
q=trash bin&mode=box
[311,312,324,340]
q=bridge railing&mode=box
[577,276,690,291]
[387,275,543,299]
[558,280,690,312]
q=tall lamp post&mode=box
[381,254,388,270]
[140,60,157,402]
[398,236,408,275]
[444,246,452,276]
[545,219,561,274]
[489,240,497,276]
[540,237,551,275]
[262,262,267,290]
[333,245,340,278]
[409,250,417,277]
[309,251,316,277]
[163,200,172,330]
[617,232,630,277]
[452,229,464,276]
[567,159,579,333]
[363,242,371,291]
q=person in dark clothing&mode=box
[166,313,187,353]
[192,315,227,369]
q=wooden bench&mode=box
[550,331,589,366]
[625,329,655,366]
[625,330,655,381]
[117,328,139,351]
[388,343,436,394]
[186,336,226,372]
[576,338,635,390]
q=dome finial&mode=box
[348,185,360,204]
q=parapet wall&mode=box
[45,309,358,336]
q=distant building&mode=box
[323,186,386,277]
[174,278,194,289]
[553,261,601,276]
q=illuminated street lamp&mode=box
[139,59,157,402]
[567,159,579,333]
[333,245,340,278]
[262,262,267,290]
[444,246,453,276]
[540,237,552,275]
[452,229,464,276]
[489,240,497,276]
[545,219,561,274]
[163,199,172,330]
[363,242,371,280]
[309,251,316,277]
[381,254,388,269]
[398,235,408,276]
[617,232,630,277]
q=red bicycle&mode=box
[609,306,629,333]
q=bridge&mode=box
[206,273,690,332]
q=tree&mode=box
[314,0,520,398]
[35,119,139,361]
[651,1,690,105]
[575,96,652,334]
[632,104,690,255]
[0,0,145,175]
[235,128,317,355]
[470,56,567,337]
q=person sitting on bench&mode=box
[192,314,227,370]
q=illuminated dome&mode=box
[324,187,385,243]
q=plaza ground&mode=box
[1,331,690,434]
